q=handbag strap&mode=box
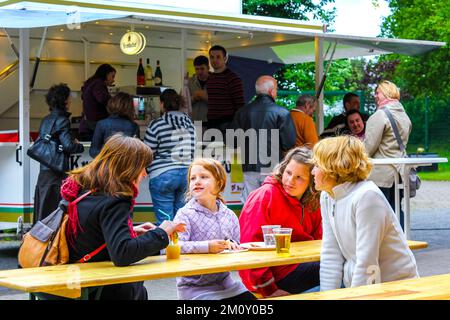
[77,243,107,263]
[383,107,406,152]
[69,190,107,263]
[43,116,58,141]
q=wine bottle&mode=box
[145,58,153,87]
[137,58,145,86]
[154,60,162,86]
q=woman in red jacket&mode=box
[239,147,322,298]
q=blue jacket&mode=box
[89,115,140,158]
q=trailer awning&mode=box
[0,0,446,62]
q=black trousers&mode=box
[276,262,320,294]
[33,169,66,224]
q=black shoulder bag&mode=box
[27,117,67,174]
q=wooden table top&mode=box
[269,272,450,300]
[0,240,427,298]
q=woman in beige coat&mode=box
[364,80,412,228]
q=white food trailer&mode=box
[0,0,444,232]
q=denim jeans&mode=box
[149,168,188,225]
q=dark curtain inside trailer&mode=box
[228,56,283,104]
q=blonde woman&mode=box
[311,136,418,291]
[364,80,412,227]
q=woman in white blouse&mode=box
[311,135,418,291]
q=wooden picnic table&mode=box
[0,240,427,299]
[269,272,450,300]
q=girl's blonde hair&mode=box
[311,135,373,185]
[186,158,227,203]
[69,133,152,197]
[376,80,400,100]
[273,147,319,211]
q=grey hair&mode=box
[255,77,276,95]
[296,95,317,108]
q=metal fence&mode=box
[278,90,449,152]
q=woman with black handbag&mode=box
[32,84,84,224]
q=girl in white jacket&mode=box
[311,136,418,291]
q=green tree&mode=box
[243,0,345,111]
[379,0,450,98]
[243,0,336,26]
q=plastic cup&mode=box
[261,225,281,247]
[273,227,292,256]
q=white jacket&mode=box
[320,180,419,291]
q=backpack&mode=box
[18,190,105,268]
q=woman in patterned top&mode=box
[173,158,256,300]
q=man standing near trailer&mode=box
[187,55,210,123]
[206,45,245,135]
[232,75,295,203]
[290,95,319,148]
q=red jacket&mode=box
[239,176,322,297]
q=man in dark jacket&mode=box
[232,75,296,202]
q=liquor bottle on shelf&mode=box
[136,58,145,86]
[145,58,153,87]
[154,60,162,86]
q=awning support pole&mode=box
[180,28,187,89]
[19,28,31,220]
[30,27,48,88]
[2,27,19,59]
[314,36,324,134]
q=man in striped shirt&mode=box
[206,45,245,134]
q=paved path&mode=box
[1,181,449,300]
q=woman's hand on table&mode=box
[133,222,157,236]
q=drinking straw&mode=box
[158,209,177,244]
[158,209,172,221]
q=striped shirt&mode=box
[206,68,245,120]
[144,111,196,179]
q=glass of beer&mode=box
[273,228,292,256]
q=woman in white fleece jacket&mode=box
[311,136,418,291]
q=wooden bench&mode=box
[0,240,427,299]
[268,273,450,300]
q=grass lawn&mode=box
[408,144,450,181]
